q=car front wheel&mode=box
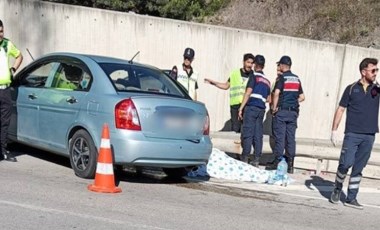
[69,130,97,179]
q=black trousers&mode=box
[0,88,12,154]
[230,104,242,133]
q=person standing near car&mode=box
[330,58,379,209]
[271,56,305,173]
[238,55,271,165]
[172,48,199,100]
[0,19,23,162]
[204,53,255,133]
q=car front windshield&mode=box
[99,63,187,97]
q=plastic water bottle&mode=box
[276,157,288,185]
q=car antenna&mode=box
[128,51,140,64]
[26,48,35,61]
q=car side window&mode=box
[132,66,181,95]
[51,63,89,91]
[134,68,165,93]
[20,62,58,88]
[99,63,185,97]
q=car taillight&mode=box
[203,112,210,135]
[115,99,141,130]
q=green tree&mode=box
[42,0,229,21]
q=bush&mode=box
[42,0,230,21]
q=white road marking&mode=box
[204,181,380,210]
[0,199,172,230]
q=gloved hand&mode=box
[331,130,338,147]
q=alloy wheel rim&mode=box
[72,137,90,171]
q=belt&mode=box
[0,85,9,89]
[279,106,299,112]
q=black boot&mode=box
[3,150,17,162]
[287,158,294,174]
[239,155,249,163]
[267,157,280,170]
[251,156,260,167]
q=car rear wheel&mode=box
[162,167,190,179]
[69,130,97,179]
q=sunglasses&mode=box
[366,68,379,74]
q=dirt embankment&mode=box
[206,0,380,48]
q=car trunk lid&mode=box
[130,96,207,140]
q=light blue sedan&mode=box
[9,53,212,178]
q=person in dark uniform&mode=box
[330,58,379,210]
[0,19,23,162]
[238,55,271,166]
[271,56,305,173]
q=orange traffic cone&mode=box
[88,124,121,193]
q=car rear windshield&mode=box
[99,63,187,97]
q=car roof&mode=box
[42,52,160,71]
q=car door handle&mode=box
[66,97,78,104]
[28,94,37,100]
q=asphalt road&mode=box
[1,144,380,230]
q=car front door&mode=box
[38,60,92,154]
[10,61,59,144]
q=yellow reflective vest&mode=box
[0,38,21,85]
[229,69,249,106]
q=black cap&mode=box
[277,55,292,66]
[254,55,265,65]
[183,48,195,59]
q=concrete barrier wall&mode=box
[1,0,380,142]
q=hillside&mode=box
[206,0,380,48]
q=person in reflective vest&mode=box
[0,19,23,162]
[172,48,199,100]
[204,53,255,133]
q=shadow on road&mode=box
[305,175,347,202]
[8,142,71,168]
[115,167,209,186]
[9,143,206,185]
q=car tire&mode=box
[162,167,190,179]
[69,130,97,179]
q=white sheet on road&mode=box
[188,148,290,184]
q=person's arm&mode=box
[298,93,305,102]
[332,106,346,131]
[331,85,350,146]
[330,106,345,146]
[194,81,198,101]
[271,88,280,114]
[298,83,305,102]
[266,95,271,103]
[266,83,272,103]
[238,87,253,120]
[204,78,230,90]
[12,53,23,71]
[8,41,23,77]
[271,76,283,114]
